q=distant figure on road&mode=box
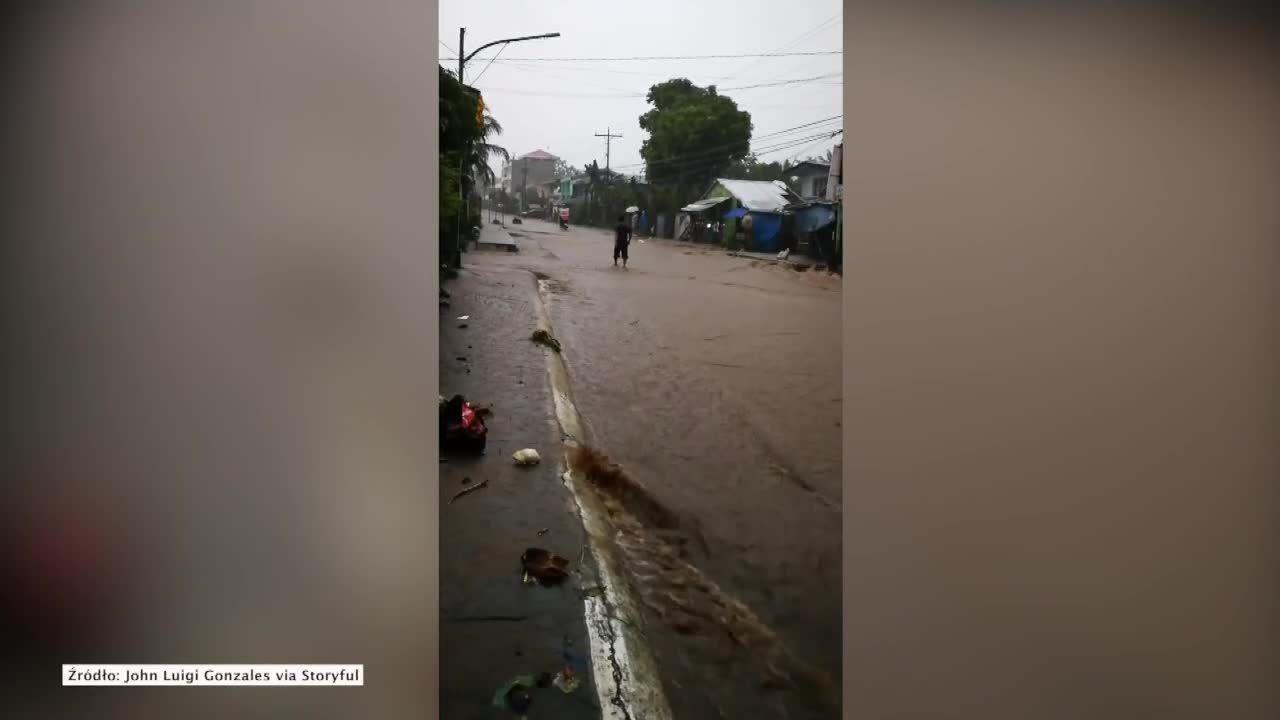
[613,214,631,269]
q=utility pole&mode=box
[451,27,559,268]
[594,126,622,175]
[594,127,622,225]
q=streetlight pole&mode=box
[452,29,559,269]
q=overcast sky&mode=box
[439,0,842,180]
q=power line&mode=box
[610,126,842,174]
[501,58,840,82]
[439,50,842,63]
[721,12,843,84]
[477,73,842,100]
[620,134,838,178]
[606,114,843,171]
[439,39,457,55]
[470,43,507,84]
[719,73,841,92]
[594,127,623,173]
[612,122,844,175]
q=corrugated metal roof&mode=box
[713,179,798,212]
[681,197,730,212]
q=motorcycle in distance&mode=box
[558,207,570,231]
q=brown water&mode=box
[479,221,842,719]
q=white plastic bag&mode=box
[512,448,541,466]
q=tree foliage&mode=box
[724,153,784,182]
[638,79,752,189]
[439,65,509,264]
[553,158,581,179]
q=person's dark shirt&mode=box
[615,222,631,244]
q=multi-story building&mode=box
[500,149,559,198]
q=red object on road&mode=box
[441,395,487,455]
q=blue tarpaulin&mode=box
[723,207,748,220]
[748,212,783,252]
[793,205,836,233]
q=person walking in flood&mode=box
[613,213,632,269]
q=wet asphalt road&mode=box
[465,218,842,718]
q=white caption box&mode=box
[63,664,363,686]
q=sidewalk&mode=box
[439,265,599,719]
[474,223,519,252]
[725,249,821,269]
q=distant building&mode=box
[679,178,801,251]
[786,160,832,200]
[501,149,559,197]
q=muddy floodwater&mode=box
[472,219,841,719]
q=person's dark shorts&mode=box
[613,238,629,261]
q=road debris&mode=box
[530,328,562,353]
[536,528,549,536]
[492,675,535,714]
[521,547,570,586]
[440,395,487,455]
[448,478,488,504]
[457,315,470,321]
[552,667,581,694]
[512,448,541,466]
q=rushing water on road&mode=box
[485,221,842,719]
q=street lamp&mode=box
[458,30,560,83]
[452,29,559,268]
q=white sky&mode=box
[439,0,843,179]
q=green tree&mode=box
[553,158,581,180]
[638,79,752,191]
[724,153,784,182]
[439,65,508,264]
[466,114,509,191]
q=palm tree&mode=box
[465,114,509,195]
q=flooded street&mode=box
[468,219,841,718]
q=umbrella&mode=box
[625,206,639,213]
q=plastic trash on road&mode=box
[552,667,581,694]
[492,675,536,714]
[512,448,541,466]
